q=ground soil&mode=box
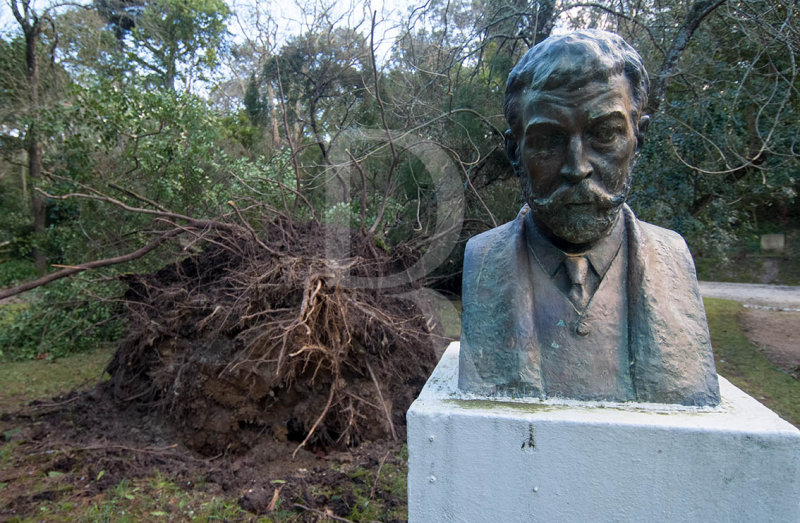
[0,385,407,520]
[739,308,800,378]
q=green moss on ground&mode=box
[24,474,252,522]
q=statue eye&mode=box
[589,123,626,146]
[526,131,567,154]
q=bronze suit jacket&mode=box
[459,204,721,406]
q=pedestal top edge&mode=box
[410,342,800,436]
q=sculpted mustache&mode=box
[531,181,626,210]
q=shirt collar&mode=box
[524,208,624,279]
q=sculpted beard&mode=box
[523,175,632,245]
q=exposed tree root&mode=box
[105,220,441,456]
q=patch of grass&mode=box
[695,228,800,285]
[0,345,114,413]
[346,446,409,521]
[0,444,252,522]
[42,475,250,522]
[439,300,461,340]
[439,300,462,339]
[705,297,800,427]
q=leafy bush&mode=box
[0,278,125,360]
[0,260,38,288]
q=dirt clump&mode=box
[106,220,442,456]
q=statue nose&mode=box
[560,135,592,183]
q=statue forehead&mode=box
[504,29,647,136]
[514,48,625,98]
[519,74,635,123]
[528,40,616,73]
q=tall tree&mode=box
[94,0,230,90]
[9,0,49,274]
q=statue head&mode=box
[504,29,650,249]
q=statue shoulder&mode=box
[628,212,693,262]
[465,220,515,254]
[465,207,529,262]
[463,212,526,292]
[636,219,687,244]
[628,213,699,283]
[464,219,521,276]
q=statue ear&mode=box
[636,115,650,152]
[505,129,521,176]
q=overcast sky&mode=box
[0,0,414,53]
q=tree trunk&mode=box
[165,45,177,90]
[532,0,557,45]
[14,1,48,275]
[647,0,727,115]
[266,83,281,148]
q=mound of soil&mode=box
[106,220,443,456]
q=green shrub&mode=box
[0,259,38,288]
[0,278,126,360]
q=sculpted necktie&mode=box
[564,255,589,309]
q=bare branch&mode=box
[647,0,727,115]
[0,229,181,300]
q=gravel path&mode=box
[699,281,800,310]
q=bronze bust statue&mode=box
[458,30,720,406]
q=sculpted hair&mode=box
[504,29,650,138]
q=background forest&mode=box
[0,0,797,360]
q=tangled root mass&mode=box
[106,221,441,456]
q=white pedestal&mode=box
[407,342,800,522]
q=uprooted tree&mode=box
[106,215,443,456]
[0,2,469,456]
[1,174,451,455]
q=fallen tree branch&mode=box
[0,229,181,300]
[0,184,262,300]
[108,182,170,213]
[37,188,222,228]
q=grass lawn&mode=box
[0,345,115,414]
[704,298,800,427]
